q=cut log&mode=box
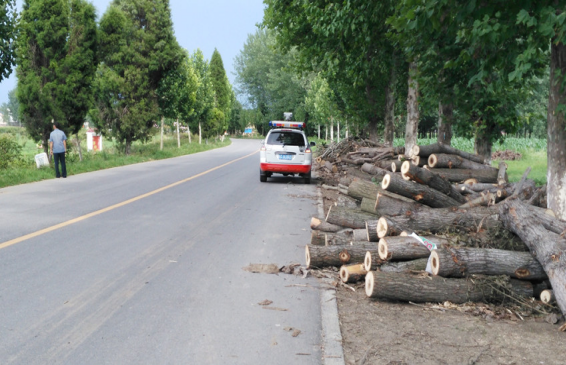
[377,217,404,238]
[380,258,428,273]
[324,161,338,173]
[348,178,380,201]
[413,143,486,164]
[374,192,428,217]
[499,198,566,315]
[340,264,368,283]
[364,250,385,271]
[324,233,351,246]
[360,163,389,180]
[428,168,498,183]
[352,229,369,242]
[430,247,546,280]
[459,192,495,209]
[375,206,501,238]
[360,197,379,215]
[497,162,508,185]
[310,230,326,246]
[411,155,427,167]
[365,271,533,303]
[325,205,377,229]
[305,244,378,268]
[540,289,556,304]
[391,160,403,172]
[382,173,461,208]
[401,161,466,203]
[378,236,449,261]
[365,220,379,242]
[429,153,497,171]
[310,217,343,232]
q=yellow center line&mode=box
[0,150,259,251]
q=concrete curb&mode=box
[315,183,346,365]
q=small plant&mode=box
[0,135,24,169]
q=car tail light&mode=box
[305,148,311,154]
[261,145,266,151]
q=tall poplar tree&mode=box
[93,0,183,154]
[209,48,231,134]
[0,0,17,82]
[188,49,214,142]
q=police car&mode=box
[259,120,315,184]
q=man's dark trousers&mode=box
[53,152,67,178]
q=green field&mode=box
[0,126,230,188]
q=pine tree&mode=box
[16,0,71,152]
[93,0,183,154]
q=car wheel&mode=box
[304,171,311,184]
[260,170,267,182]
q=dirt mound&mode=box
[492,150,522,161]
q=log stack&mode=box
[308,141,564,316]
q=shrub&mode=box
[0,135,24,169]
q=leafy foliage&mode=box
[0,134,23,169]
[0,0,17,82]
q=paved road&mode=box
[0,139,323,364]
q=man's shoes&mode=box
[63,176,67,178]
[56,176,60,178]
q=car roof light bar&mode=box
[269,121,305,129]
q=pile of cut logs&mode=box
[308,142,566,318]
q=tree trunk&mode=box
[547,41,566,220]
[499,198,566,315]
[325,205,377,229]
[176,118,180,148]
[318,124,320,139]
[160,116,164,151]
[437,101,453,145]
[376,205,501,238]
[430,247,546,280]
[374,192,428,217]
[360,163,389,180]
[347,178,381,201]
[310,217,344,232]
[330,117,334,142]
[384,60,396,147]
[381,173,461,208]
[497,162,508,185]
[474,131,492,164]
[337,120,340,143]
[378,236,449,261]
[365,271,533,303]
[428,154,497,171]
[404,62,419,158]
[401,161,466,203]
[340,264,367,283]
[305,244,378,268]
[426,168,498,183]
[199,121,202,144]
[75,134,83,162]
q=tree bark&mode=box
[499,198,566,315]
[176,118,180,148]
[348,178,381,201]
[340,264,367,283]
[188,124,191,143]
[547,41,566,220]
[437,101,453,145]
[160,116,164,151]
[378,236,449,261]
[365,271,533,303]
[497,162,508,185]
[310,217,343,232]
[360,163,389,180]
[430,247,546,280]
[404,62,419,158]
[426,168,498,183]
[199,121,202,144]
[373,192,428,217]
[364,250,386,271]
[380,258,428,273]
[474,130,493,164]
[382,173,461,208]
[305,243,378,268]
[365,220,379,242]
[74,134,83,162]
[310,230,326,246]
[428,154,497,171]
[376,205,501,237]
[325,205,377,229]
[383,59,396,147]
[401,161,466,203]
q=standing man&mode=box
[49,122,67,178]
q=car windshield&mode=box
[267,132,305,147]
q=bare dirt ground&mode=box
[319,187,566,365]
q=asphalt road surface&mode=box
[0,139,323,364]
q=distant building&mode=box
[0,112,6,126]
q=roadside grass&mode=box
[0,130,230,188]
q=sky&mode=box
[0,0,266,105]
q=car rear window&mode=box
[267,132,305,147]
